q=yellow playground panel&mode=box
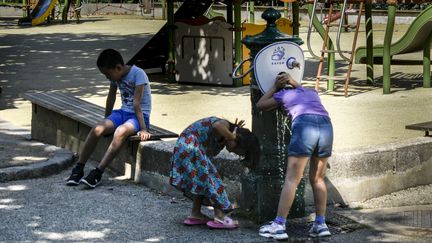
[31,0,58,26]
[241,18,293,85]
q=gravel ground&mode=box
[0,165,369,242]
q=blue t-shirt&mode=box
[273,86,329,121]
[110,65,151,116]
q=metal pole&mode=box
[292,1,299,36]
[227,0,233,24]
[233,0,243,86]
[161,0,166,20]
[167,0,175,82]
[62,0,70,23]
[22,0,26,17]
[423,33,431,88]
[383,0,396,94]
[284,2,288,18]
[365,2,374,85]
[249,1,254,23]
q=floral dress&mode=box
[170,117,232,211]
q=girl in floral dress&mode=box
[170,117,259,229]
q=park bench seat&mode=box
[23,91,178,177]
[405,121,432,136]
[23,91,178,141]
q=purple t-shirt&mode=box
[273,86,329,121]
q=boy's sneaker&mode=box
[259,221,288,240]
[308,223,331,237]
[66,165,84,186]
[81,169,102,189]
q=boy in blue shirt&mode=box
[66,49,152,188]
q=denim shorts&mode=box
[106,109,150,133]
[288,114,333,157]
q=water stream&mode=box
[275,109,290,178]
[276,109,305,217]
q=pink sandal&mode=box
[183,217,210,226]
[206,216,238,229]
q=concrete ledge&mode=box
[135,140,243,204]
[0,147,74,182]
[135,137,432,205]
[322,137,432,203]
[328,137,432,178]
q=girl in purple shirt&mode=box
[256,72,333,240]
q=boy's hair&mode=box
[232,126,261,170]
[97,49,124,69]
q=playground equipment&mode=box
[128,0,248,86]
[18,0,81,25]
[174,16,234,85]
[19,0,58,25]
[81,0,153,17]
[61,0,82,23]
[128,0,297,86]
[307,0,364,96]
[174,14,294,86]
[306,0,432,94]
[128,0,215,78]
[355,4,432,91]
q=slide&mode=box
[127,0,214,71]
[31,0,58,25]
[355,5,432,64]
[19,0,58,26]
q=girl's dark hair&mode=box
[96,49,124,69]
[233,127,261,170]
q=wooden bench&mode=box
[406,121,432,137]
[23,91,178,177]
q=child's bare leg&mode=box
[309,157,329,217]
[190,196,208,219]
[214,207,225,220]
[276,156,309,218]
[97,123,135,171]
[77,119,115,165]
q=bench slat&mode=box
[405,121,432,136]
[24,92,103,127]
[23,91,178,140]
[405,121,432,131]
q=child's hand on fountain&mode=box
[275,73,288,90]
[276,72,300,89]
[234,118,245,129]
